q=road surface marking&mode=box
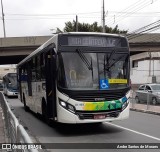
[105,122,160,141]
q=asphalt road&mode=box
[6,96,160,152]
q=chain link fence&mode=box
[0,92,39,152]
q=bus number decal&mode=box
[109,79,127,84]
[82,100,122,111]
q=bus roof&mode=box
[17,32,127,67]
[3,73,17,77]
[62,32,126,38]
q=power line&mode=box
[126,19,160,40]
[107,0,147,24]
[108,11,160,15]
[3,12,101,21]
[4,11,160,21]
[129,20,160,34]
[5,11,100,17]
[107,0,159,25]
[5,11,160,17]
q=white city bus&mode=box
[17,32,130,124]
[3,73,19,97]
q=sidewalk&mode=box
[0,104,6,143]
[0,92,8,145]
[130,102,160,115]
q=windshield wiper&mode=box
[108,55,126,69]
[76,49,93,71]
[76,49,94,80]
[104,49,116,71]
[104,50,129,71]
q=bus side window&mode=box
[27,61,32,96]
[41,53,45,80]
[31,58,36,81]
[36,55,41,81]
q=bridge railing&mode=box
[0,92,39,152]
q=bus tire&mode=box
[42,100,52,126]
[23,94,29,112]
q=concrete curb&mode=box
[130,108,160,116]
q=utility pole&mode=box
[148,52,151,76]
[76,15,78,32]
[102,0,105,33]
[1,0,6,37]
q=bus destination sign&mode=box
[68,36,121,47]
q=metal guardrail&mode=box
[0,92,39,152]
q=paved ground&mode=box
[0,92,160,147]
[0,105,6,143]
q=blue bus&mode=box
[3,73,18,97]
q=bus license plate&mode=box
[94,114,106,119]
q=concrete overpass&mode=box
[0,36,51,64]
[0,34,160,65]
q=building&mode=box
[130,52,160,86]
[0,65,16,80]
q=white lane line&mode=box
[105,122,160,141]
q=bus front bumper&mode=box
[57,102,130,124]
[7,90,18,96]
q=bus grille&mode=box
[77,111,120,120]
[59,87,130,102]
[73,92,125,101]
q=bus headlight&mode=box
[59,100,67,107]
[59,99,76,114]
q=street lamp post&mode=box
[1,0,6,37]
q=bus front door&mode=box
[45,49,57,121]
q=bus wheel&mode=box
[23,94,29,112]
[42,101,52,126]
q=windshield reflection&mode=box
[58,50,129,90]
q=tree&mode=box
[64,21,75,32]
[63,20,128,34]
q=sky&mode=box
[0,0,160,37]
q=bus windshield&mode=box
[7,73,18,90]
[58,50,129,90]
